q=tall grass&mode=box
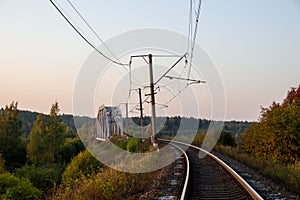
[215,145,300,194]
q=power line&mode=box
[52,1,205,119]
[165,75,205,84]
[51,0,143,106]
[130,54,182,58]
[187,0,203,80]
[154,53,187,85]
[164,80,202,105]
[66,0,126,67]
[166,85,188,105]
[49,0,128,66]
[128,52,205,115]
[128,86,160,114]
[187,0,193,57]
[128,54,186,114]
[177,56,189,82]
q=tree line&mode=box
[0,100,251,199]
[0,101,85,199]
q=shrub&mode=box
[52,168,155,199]
[0,173,41,199]
[110,136,128,150]
[217,131,236,147]
[15,164,62,192]
[62,150,101,188]
[192,131,206,146]
[126,137,139,153]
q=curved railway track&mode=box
[162,140,263,200]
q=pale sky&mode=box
[1,0,300,121]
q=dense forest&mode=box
[127,116,249,142]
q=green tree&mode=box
[27,102,80,165]
[15,164,62,193]
[241,85,300,164]
[0,173,41,199]
[0,102,26,170]
[26,114,50,164]
[56,137,85,163]
[46,102,67,163]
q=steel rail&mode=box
[167,142,190,200]
[159,139,263,200]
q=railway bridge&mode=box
[96,105,123,140]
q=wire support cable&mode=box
[165,75,205,84]
[49,0,128,67]
[164,79,202,105]
[154,53,188,85]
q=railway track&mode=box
[161,140,263,200]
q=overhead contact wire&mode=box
[188,0,202,80]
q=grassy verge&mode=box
[50,167,156,200]
[214,145,300,194]
[49,137,160,199]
